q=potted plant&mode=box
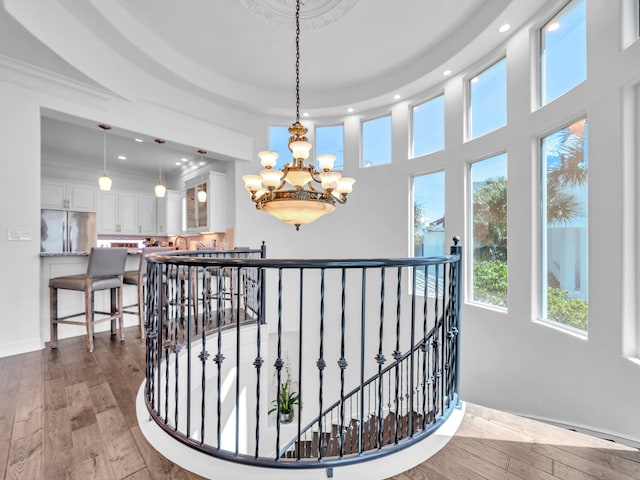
[269,373,300,424]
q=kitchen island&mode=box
[39,251,142,346]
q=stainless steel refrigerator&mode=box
[41,209,97,253]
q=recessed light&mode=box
[498,24,511,33]
[199,161,206,166]
[134,138,143,143]
[443,69,452,76]
[547,22,560,32]
[347,107,354,113]
[175,162,181,166]
[118,155,126,160]
[394,94,401,100]
[302,112,309,117]
[181,158,188,162]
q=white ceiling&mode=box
[2,0,549,175]
[41,112,219,178]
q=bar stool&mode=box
[49,247,128,352]
[123,246,173,337]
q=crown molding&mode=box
[0,54,116,106]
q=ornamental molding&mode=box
[238,0,360,30]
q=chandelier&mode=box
[242,0,355,231]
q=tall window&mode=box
[470,154,508,308]
[541,0,586,105]
[316,125,344,170]
[413,171,445,258]
[362,115,392,167]
[269,125,292,170]
[469,58,507,140]
[412,94,445,158]
[541,119,588,332]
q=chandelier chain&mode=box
[295,0,300,123]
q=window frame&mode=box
[538,116,589,335]
[538,0,587,107]
[361,113,393,168]
[410,92,445,159]
[466,56,508,141]
[268,124,292,170]
[314,123,345,171]
[467,151,509,311]
[411,168,446,257]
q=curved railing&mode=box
[143,239,462,470]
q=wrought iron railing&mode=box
[143,238,462,470]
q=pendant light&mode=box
[98,124,112,191]
[154,139,167,198]
[197,149,207,203]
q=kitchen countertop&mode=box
[40,250,142,257]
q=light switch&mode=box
[7,227,32,241]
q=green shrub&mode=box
[473,260,507,307]
[473,262,588,330]
[547,287,588,330]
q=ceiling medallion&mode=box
[238,0,359,30]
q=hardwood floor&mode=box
[1,327,638,479]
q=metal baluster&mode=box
[451,238,462,407]
[422,264,429,429]
[338,267,347,458]
[358,268,367,454]
[375,267,386,449]
[296,268,304,461]
[186,265,192,438]
[317,268,327,460]
[438,265,447,415]
[409,265,417,437]
[199,265,209,447]
[393,266,402,445]
[432,264,440,419]
[253,265,264,458]
[214,267,224,449]
[235,266,241,455]
[274,268,284,460]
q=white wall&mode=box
[234,0,640,445]
[0,0,639,448]
[0,75,253,356]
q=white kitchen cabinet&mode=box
[138,194,157,235]
[97,190,157,234]
[157,189,181,235]
[41,178,96,212]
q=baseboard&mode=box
[0,337,44,359]
[513,411,640,450]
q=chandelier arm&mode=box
[333,194,348,204]
[305,183,324,194]
[308,169,323,184]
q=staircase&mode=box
[283,409,437,459]
[278,318,458,462]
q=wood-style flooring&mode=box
[1,326,638,480]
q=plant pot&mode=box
[280,410,294,424]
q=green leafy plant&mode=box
[268,375,300,415]
[473,260,507,307]
[547,287,588,330]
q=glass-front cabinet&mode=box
[183,171,227,233]
[185,181,207,229]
